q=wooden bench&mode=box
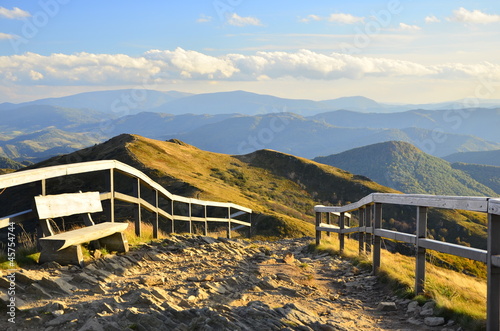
[35,191,129,267]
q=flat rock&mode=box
[376,302,397,311]
[424,316,445,326]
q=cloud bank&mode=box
[449,7,500,24]
[1,48,499,86]
[0,7,30,19]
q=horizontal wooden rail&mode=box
[314,193,500,330]
[0,160,252,240]
[374,229,416,245]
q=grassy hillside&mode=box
[28,134,488,249]
[314,141,497,197]
[452,162,500,195]
[0,156,24,170]
[31,134,394,238]
[0,128,104,161]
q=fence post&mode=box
[133,178,141,237]
[36,178,54,240]
[171,200,175,233]
[153,190,159,239]
[247,213,252,238]
[365,205,372,253]
[373,203,382,275]
[415,206,427,295]
[326,212,331,237]
[358,207,365,255]
[487,212,500,330]
[339,212,345,253]
[315,212,322,246]
[227,207,232,239]
[204,205,208,236]
[102,169,115,223]
[189,202,193,234]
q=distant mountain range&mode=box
[314,141,499,196]
[3,89,500,115]
[0,90,192,114]
[444,150,500,167]
[1,89,500,162]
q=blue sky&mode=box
[1,0,500,103]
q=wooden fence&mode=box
[0,160,252,238]
[315,193,500,330]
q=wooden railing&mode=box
[0,160,252,238]
[315,193,500,330]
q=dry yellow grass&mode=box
[313,235,487,329]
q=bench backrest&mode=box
[35,192,103,219]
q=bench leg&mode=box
[99,232,129,253]
[39,245,84,268]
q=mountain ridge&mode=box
[314,141,498,197]
[20,134,488,250]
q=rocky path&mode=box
[1,235,462,330]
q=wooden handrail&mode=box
[314,193,499,330]
[0,160,252,239]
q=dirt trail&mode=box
[1,235,461,330]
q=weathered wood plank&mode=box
[419,238,487,262]
[374,229,416,244]
[0,209,34,228]
[39,222,129,251]
[489,199,500,216]
[229,219,251,227]
[316,226,342,233]
[372,193,489,212]
[35,192,103,219]
[491,255,500,268]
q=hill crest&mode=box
[314,141,497,196]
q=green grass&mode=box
[312,235,487,331]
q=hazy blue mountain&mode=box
[314,141,497,196]
[0,128,104,161]
[166,113,500,158]
[0,105,112,133]
[444,149,500,167]
[390,127,500,157]
[2,89,192,114]
[320,96,384,112]
[150,90,331,115]
[311,108,500,143]
[105,112,241,139]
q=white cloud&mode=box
[399,23,421,31]
[299,14,322,23]
[0,7,30,19]
[0,32,16,39]
[227,13,262,27]
[328,13,365,24]
[449,7,500,24]
[0,49,499,86]
[197,14,212,23]
[145,48,238,78]
[29,70,43,81]
[300,13,364,24]
[425,15,440,23]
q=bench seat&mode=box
[38,222,129,267]
[39,222,129,251]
